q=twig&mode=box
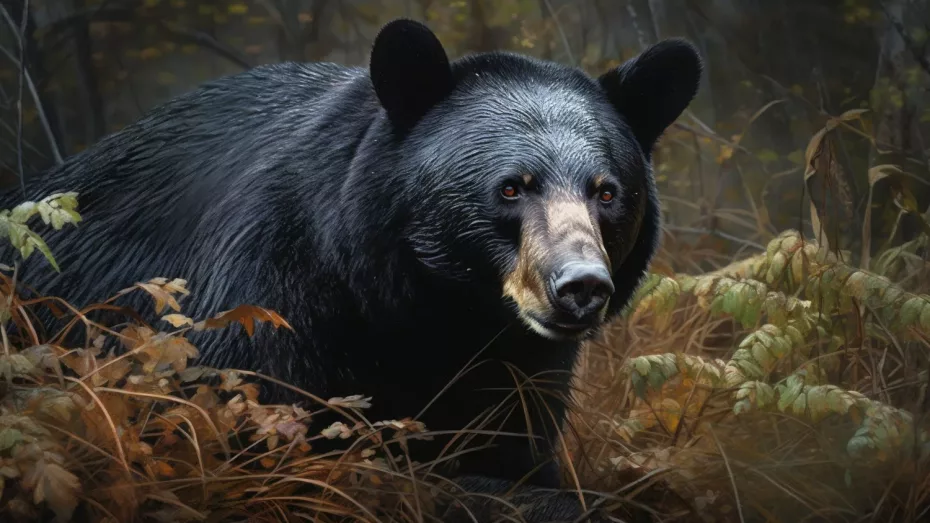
[36,6,252,71]
[157,20,252,70]
[0,4,64,171]
[540,0,575,66]
[877,0,930,77]
[663,225,766,251]
[15,0,28,197]
[708,424,745,523]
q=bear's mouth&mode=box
[523,312,598,340]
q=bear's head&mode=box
[370,19,702,341]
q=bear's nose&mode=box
[549,262,614,317]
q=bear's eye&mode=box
[599,189,614,204]
[501,184,520,200]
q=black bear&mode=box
[2,18,701,520]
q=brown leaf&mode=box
[321,421,354,440]
[803,126,830,183]
[867,164,903,186]
[120,325,155,351]
[328,395,372,409]
[95,353,133,387]
[191,385,219,411]
[837,108,868,121]
[178,366,205,383]
[34,392,78,423]
[235,383,260,402]
[61,348,100,377]
[136,283,183,314]
[136,333,199,374]
[159,278,190,296]
[275,420,308,442]
[22,345,63,380]
[152,461,176,479]
[162,313,194,328]
[194,304,292,336]
[804,123,856,251]
[31,461,80,523]
[219,370,243,391]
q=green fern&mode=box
[616,229,930,467]
[0,192,82,272]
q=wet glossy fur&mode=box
[1,19,701,521]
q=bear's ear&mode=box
[370,19,454,130]
[598,39,702,158]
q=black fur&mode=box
[1,19,701,521]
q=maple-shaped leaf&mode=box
[147,277,190,296]
[125,328,198,374]
[21,345,63,381]
[61,348,101,378]
[136,283,183,314]
[29,390,77,423]
[235,383,260,402]
[320,421,354,440]
[93,353,133,387]
[30,460,81,523]
[194,304,292,336]
[114,278,189,315]
[119,325,155,351]
[191,385,219,410]
[161,313,194,328]
[275,419,308,442]
[219,370,243,391]
[0,353,36,381]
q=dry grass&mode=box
[564,229,930,523]
[0,181,928,522]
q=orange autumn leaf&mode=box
[194,304,292,336]
[152,461,176,479]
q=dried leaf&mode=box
[194,304,292,336]
[321,421,353,440]
[162,314,194,328]
[328,395,372,409]
[31,461,81,523]
[136,283,182,314]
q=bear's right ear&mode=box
[598,39,702,159]
[370,19,454,131]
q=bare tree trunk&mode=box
[869,0,926,246]
[273,0,334,62]
[468,0,508,53]
[0,0,64,161]
[71,0,105,147]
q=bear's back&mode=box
[0,61,378,320]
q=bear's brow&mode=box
[456,80,602,138]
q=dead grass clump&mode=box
[0,192,498,522]
[567,230,930,522]
[0,271,470,522]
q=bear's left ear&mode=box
[598,39,703,158]
[370,19,455,131]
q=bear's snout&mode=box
[548,261,614,320]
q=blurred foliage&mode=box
[0,1,927,255]
[0,1,928,521]
[570,223,930,520]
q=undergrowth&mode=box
[568,229,930,522]
[0,193,473,523]
[0,188,928,522]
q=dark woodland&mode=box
[0,1,928,522]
